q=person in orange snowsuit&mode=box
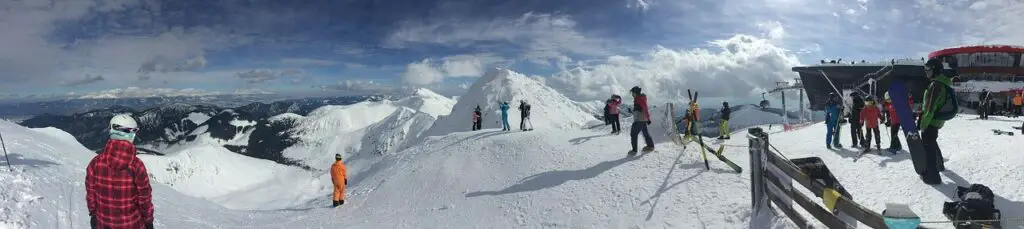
[330,154,347,207]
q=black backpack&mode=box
[943,184,1001,228]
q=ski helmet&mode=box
[630,86,641,94]
[109,114,138,132]
[723,101,729,107]
[335,153,342,161]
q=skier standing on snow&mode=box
[718,101,731,140]
[608,95,622,134]
[628,86,654,155]
[473,105,482,131]
[330,153,348,207]
[500,101,511,131]
[519,100,532,131]
[849,92,866,148]
[881,92,906,152]
[860,98,882,151]
[825,92,842,149]
[918,58,958,184]
[978,89,990,119]
[86,114,154,229]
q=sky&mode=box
[1,0,1022,103]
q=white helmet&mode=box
[109,114,138,130]
[884,91,890,101]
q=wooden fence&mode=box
[746,127,931,229]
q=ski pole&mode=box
[1,131,10,171]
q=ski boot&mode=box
[642,146,655,153]
[627,150,637,156]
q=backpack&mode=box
[932,81,959,121]
[942,184,1001,228]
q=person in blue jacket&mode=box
[825,92,842,149]
[500,101,511,131]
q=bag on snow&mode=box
[942,184,1002,229]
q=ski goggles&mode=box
[112,124,139,133]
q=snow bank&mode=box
[426,68,598,136]
[138,145,319,210]
[395,88,457,118]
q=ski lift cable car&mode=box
[760,92,770,108]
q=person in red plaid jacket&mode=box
[86,114,154,229]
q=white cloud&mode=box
[542,34,801,102]
[627,0,652,12]
[236,69,303,84]
[316,80,398,95]
[281,58,339,66]
[76,87,272,99]
[401,54,509,85]
[385,12,609,65]
[402,59,446,85]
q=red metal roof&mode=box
[928,45,1024,59]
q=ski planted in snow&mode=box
[887,79,929,175]
[695,139,742,173]
[992,129,1014,136]
[687,89,710,170]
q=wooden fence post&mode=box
[748,127,767,213]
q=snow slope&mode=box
[425,68,599,136]
[0,120,309,229]
[395,88,457,118]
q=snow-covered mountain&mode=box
[5,72,1024,228]
[396,88,457,118]
[425,68,599,136]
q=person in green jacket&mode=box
[917,58,952,184]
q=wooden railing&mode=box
[747,127,930,229]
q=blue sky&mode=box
[1,0,1021,102]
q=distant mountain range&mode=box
[0,94,311,118]
[18,95,390,169]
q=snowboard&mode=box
[696,139,743,173]
[887,80,929,175]
[992,129,1014,136]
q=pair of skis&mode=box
[685,90,742,173]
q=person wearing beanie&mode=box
[86,114,155,229]
[330,153,348,207]
[628,86,654,155]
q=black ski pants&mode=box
[850,119,864,146]
[889,123,902,150]
[920,126,944,177]
[863,127,880,148]
[473,120,481,131]
[609,114,621,133]
[630,122,654,151]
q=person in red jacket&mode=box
[87,114,154,229]
[860,98,882,150]
[628,86,654,155]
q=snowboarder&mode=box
[608,95,623,134]
[918,57,958,184]
[472,105,482,131]
[861,98,882,150]
[628,86,654,155]
[979,89,990,119]
[519,100,532,131]
[331,153,347,207]
[849,92,866,148]
[882,92,906,152]
[500,101,510,131]
[825,92,842,149]
[86,114,154,229]
[718,101,731,140]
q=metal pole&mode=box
[1,132,11,171]
[781,91,788,126]
[748,127,767,210]
[799,89,805,122]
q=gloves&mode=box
[646,121,651,125]
[90,215,97,228]
[147,222,154,229]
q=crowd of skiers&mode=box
[824,58,957,184]
[471,100,533,132]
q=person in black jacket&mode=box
[519,100,532,131]
[472,105,482,131]
[849,92,865,148]
[718,102,731,139]
[979,89,990,119]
